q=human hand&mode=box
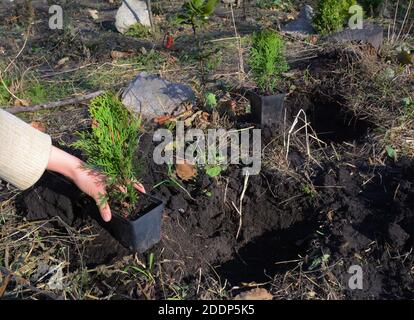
[47,146,145,222]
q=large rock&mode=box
[115,0,151,34]
[122,72,196,119]
[325,23,383,51]
[282,5,315,35]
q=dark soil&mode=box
[17,50,414,297]
[19,122,414,299]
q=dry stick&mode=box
[286,109,310,160]
[232,172,250,240]
[395,0,413,43]
[3,90,105,114]
[0,72,24,104]
[391,0,400,44]
[145,0,155,32]
[402,19,414,42]
[230,3,244,80]
[4,26,30,73]
[40,63,94,78]
[206,36,240,43]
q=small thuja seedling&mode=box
[72,92,142,217]
[248,29,289,94]
[313,0,357,35]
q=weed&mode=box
[403,97,414,114]
[131,49,166,69]
[125,253,155,283]
[313,0,357,35]
[23,82,47,105]
[386,145,397,160]
[302,184,316,198]
[0,76,12,106]
[256,0,293,11]
[204,92,217,110]
[125,23,151,39]
[175,0,219,36]
[72,92,142,215]
[248,29,289,93]
[308,253,330,270]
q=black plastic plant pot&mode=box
[104,193,164,253]
[325,23,383,51]
[247,90,286,127]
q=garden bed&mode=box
[1,0,414,301]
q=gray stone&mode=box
[325,23,383,51]
[122,72,196,119]
[115,0,151,34]
[221,0,239,5]
[282,5,315,35]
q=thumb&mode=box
[98,202,112,222]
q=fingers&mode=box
[118,183,146,194]
[99,202,112,222]
[134,182,146,193]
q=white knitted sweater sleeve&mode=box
[0,109,51,190]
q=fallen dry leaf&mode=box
[176,161,197,181]
[87,9,99,20]
[91,119,99,129]
[30,121,46,132]
[308,35,318,45]
[286,13,296,20]
[110,50,134,59]
[14,99,30,107]
[154,115,172,125]
[234,288,273,300]
[56,57,69,67]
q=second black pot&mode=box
[247,90,286,127]
[103,193,164,253]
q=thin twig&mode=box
[230,3,244,79]
[232,172,250,240]
[3,90,105,114]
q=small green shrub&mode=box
[125,23,151,39]
[248,30,289,93]
[24,83,47,104]
[72,92,142,213]
[175,0,218,35]
[313,0,357,35]
[256,0,293,10]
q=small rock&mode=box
[115,0,151,34]
[87,9,99,20]
[169,194,188,213]
[122,72,196,120]
[234,288,273,300]
[222,0,239,5]
[388,223,410,248]
[282,5,315,35]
